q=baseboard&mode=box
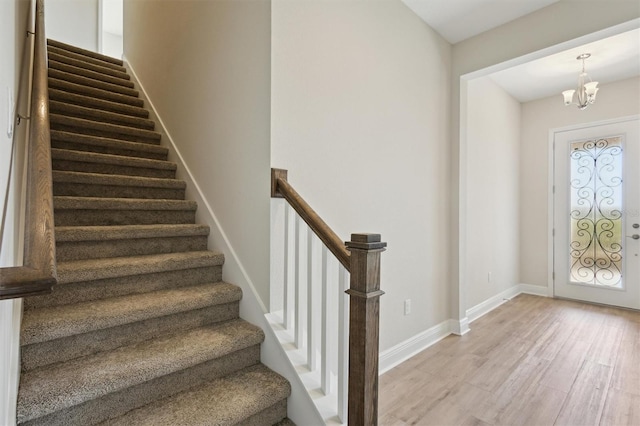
[519,283,551,297]
[467,283,550,324]
[379,319,454,375]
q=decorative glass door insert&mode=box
[569,136,623,288]
[553,118,640,310]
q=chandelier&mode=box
[562,53,599,110]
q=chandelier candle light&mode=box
[562,53,599,110]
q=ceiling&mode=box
[402,0,561,44]
[489,28,640,102]
[401,0,640,103]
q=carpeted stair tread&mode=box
[274,418,296,426]
[48,39,124,67]
[21,281,239,345]
[50,114,161,144]
[48,59,134,89]
[53,171,184,190]
[51,130,167,160]
[50,101,155,130]
[101,364,290,426]
[47,51,130,81]
[49,88,148,119]
[17,320,263,424]
[55,224,209,242]
[55,250,219,285]
[47,45,127,73]
[49,77,144,108]
[52,148,176,171]
[49,68,138,97]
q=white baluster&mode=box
[307,227,316,370]
[294,215,301,348]
[282,204,290,328]
[320,245,331,394]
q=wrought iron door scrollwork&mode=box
[569,137,623,288]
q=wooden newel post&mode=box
[345,233,386,426]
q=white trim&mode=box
[379,319,454,375]
[466,286,520,323]
[467,283,550,324]
[451,317,470,336]
[519,283,550,297]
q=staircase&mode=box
[16,39,292,426]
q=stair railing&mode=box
[0,0,57,299]
[271,168,385,425]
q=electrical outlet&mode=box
[404,299,411,315]
[488,272,492,283]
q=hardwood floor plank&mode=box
[554,360,612,425]
[600,388,640,426]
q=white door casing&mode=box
[553,117,640,310]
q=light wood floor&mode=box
[379,294,640,426]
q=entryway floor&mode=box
[379,294,640,425]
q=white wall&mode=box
[451,0,640,323]
[520,76,640,287]
[0,0,32,423]
[46,0,98,52]
[123,0,272,308]
[465,77,520,308]
[100,0,123,58]
[272,0,452,352]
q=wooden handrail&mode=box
[271,168,386,425]
[271,168,351,270]
[0,0,57,300]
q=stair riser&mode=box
[19,345,260,426]
[50,89,148,119]
[52,159,176,179]
[48,45,127,73]
[56,235,207,261]
[51,139,167,161]
[49,78,144,108]
[49,60,134,89]
[243,399,289,426]
[51,123,161,145]
[22,303,240,371]
[24,266,222,310]
[53,182,185,201]
[50,102,155,131]
[54,209,196,226]
[49,69,139,97]
[47,52,130,81]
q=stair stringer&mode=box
[123,58,324,426]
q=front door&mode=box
[553,117,640,310]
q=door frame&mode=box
[549,114,640,301]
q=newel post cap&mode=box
[345,233,387,251]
